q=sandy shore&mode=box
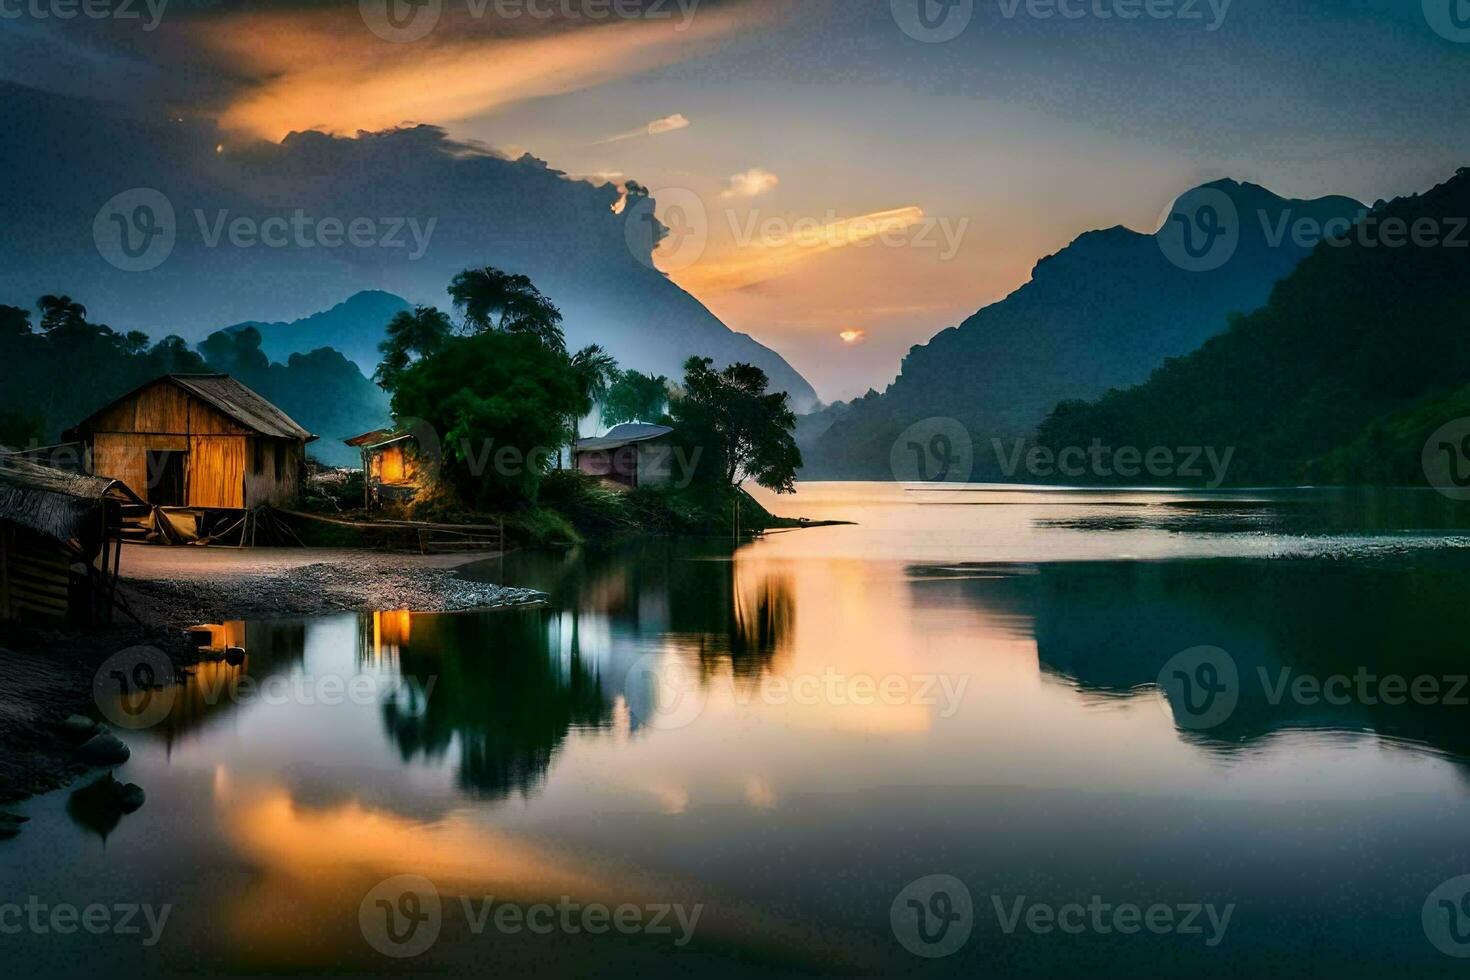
[0,543,545,807]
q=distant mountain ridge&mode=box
[0,82,817,412]
[803,179,1365,479]
[1036,168,1470,485]
[226,291,412,378]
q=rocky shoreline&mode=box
[0,547,545,817]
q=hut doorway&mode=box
[146,450,186,507]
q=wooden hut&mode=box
[345,428,421,510]
[66,374,316,511]
[0,451,140,623]
[574,423,676,489]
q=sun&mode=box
[839,329,866,345]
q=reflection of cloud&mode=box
[721,167,779,199]
[595,113,691,144]
[675,206,925,294]
[203,13,755,139]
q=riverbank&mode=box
[0,544,546,809]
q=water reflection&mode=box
[916,556,1470,763]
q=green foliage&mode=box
[387,329,581,509]
[197,326,392,467]
[601,369,671,426]
[568,344,620,446]
[673,357,802,493]
[374,306,453,390]
[0,296,207,444]
[448,267,566,353]
[1036,170,1470,486]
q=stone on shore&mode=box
[76,731,131,766]
[56,714,99,743]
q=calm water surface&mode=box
[11,483,1470,977]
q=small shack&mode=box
[344,428,421,509]
[0,451,141,623]
[574,423,676,490]
[66,374,316,512]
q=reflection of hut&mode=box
[66,374,315,513]
[574,424,676,490]
[345,429,421,510]
[0,451,141,623]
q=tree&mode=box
[601,369,671,426]
[448,267,566,353]
[568,344,620,451]
[672,357,801,493]
[37,295,87,333]
[385,331,581,508]
[375,305,453,389]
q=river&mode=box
[9,483,1470,977]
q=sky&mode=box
[3,0,1469,401]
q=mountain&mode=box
[1035,169,1470,485]
[802,180,1365,479]
[226,292,412,378]
[198,327,391,468]
[0,82,817,412]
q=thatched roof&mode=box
[0,451,141,554]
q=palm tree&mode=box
[448,267,566,353]
[374,305,453,390]
[566,345,620,466]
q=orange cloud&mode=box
[199,11,761,140]
[673,206,926,295]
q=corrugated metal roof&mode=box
[169,375,317,442]
[575,423,674,453]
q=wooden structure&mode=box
[66,374,316,511]
[345,428,421,510]
[574,423,676,490]
[0,451,141,623]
